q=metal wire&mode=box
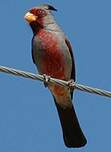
[0,65,111,98]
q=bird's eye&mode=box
[36,9,47,18]
[30,8,47,18]
[37,9,42,14]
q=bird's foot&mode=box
[43,74,51,87]
[67,79,75,90]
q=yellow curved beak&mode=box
[24,12,37,23]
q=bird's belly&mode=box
[33,30,72,80]
[39,49,66,80]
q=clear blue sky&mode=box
[0,0,111,152]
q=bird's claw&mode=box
[67,79,75,90]
[43,74,51,87]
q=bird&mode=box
[24,4,87,148]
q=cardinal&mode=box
[24,4,87,148]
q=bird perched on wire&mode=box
[24,4,87,148]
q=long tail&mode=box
[54,98,87,148]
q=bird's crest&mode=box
[42,4,57,11]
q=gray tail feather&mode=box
[54,98,87,148]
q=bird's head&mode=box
[24,4,57,33]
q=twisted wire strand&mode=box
[0,65,111,98]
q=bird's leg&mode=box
[67,79,75,90]
[43,74,51,87]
